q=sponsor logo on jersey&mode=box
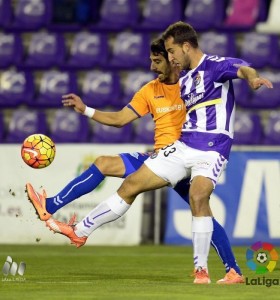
[185,92,204,107]
[156,104,184,113]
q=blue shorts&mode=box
[119,152,190,205]
[119,152,150,178]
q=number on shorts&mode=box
[161,143,176,157]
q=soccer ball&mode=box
[21,134,56,169]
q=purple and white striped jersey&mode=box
[179,54,249,159]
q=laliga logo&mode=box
[246,241,279,274]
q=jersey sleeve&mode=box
[214,57,250,82]
[126,84,151,117]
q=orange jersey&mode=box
[128,78,185,150]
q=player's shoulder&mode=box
[202,55,234,72]
[138,78,159,92]
[204,55,247,70]
[204,54,228,64]
[145,78,159,87]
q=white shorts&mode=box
[144,140,228,188]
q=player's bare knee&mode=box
[94,155,125,177]
[94,156,109,174]
[190,192,210,215]
[191,190,210,202]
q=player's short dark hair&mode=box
[150,38,168,61]
[162,21,198,48]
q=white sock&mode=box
[75,193,131,237]
[192,216,213,271]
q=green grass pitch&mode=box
[0,245,279,299]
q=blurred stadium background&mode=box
[0,0,280,146]
[0,0,280,250]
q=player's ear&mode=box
[182,42,190,53]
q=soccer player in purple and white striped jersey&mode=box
[164,24,272,162]
[161,21,273,283]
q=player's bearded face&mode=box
[158,62,171,82]
[150,53,171,82]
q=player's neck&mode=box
[163,71,179,85]
[189,49,204,70]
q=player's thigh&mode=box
[190,175,214,201]
[189,150,227,187]
[119,152,150,178]
[95,152,150,178]
[144,141,188,187]
[94,155,125,177]
[118,164,168,199]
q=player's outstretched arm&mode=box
[62,93,138,127]
[237,66,273,90]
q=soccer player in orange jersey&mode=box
[27,38,185,220]
[26,38,244,284]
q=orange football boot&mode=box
[46,214,87,248]
[26,183,51,221]
[217,268,245,284]
[193,267,211,284]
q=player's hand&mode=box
[62,93,86,114]
[249,77,273,90]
